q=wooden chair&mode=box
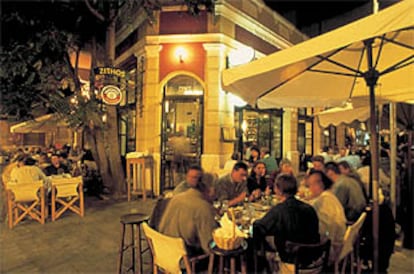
[126,156,154,201]
[6,180,46,229]
[143,222,209,273]
[281,238,331,274]
[334,212,367,274]
[50,176,84,221]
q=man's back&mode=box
[261,156,278,175]
[172,180,190,195]
[253,196,320,263]
[159,188,218,255]
[10,165,47,184]
[332,175,366,222]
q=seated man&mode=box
[215,161,249,207]
[44,153,70,176]
[310,155,325,172]
[172,165,203,195]
[307,170,347,263]
[325,161,366,223]
[9,155,49,190]
[159,172,218,257]
[253,174,320,267]
[338,160,369,203]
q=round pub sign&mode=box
[101,85,122,105]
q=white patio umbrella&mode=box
[222,1,414,271]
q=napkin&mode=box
[217,212,248,238]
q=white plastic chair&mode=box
[142,222,192,273]
[334,212,367,274]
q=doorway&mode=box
[160,75,204,192]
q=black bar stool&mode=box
[117,213,150,274]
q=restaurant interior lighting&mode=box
[227,92,247,107]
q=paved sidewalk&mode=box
[1,196,157,273]
[1,195,413,273]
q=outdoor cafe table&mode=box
[214,198,278,272]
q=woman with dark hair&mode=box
[248,146,260,166]
[247,161,270,201]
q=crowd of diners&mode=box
[151,145,396,273]
[1,145,94,191]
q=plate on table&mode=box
[250,202,270,211]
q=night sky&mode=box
[264,0,371,30]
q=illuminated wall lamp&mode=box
[175,47,187,63]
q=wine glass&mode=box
[213,201,222,221]
[221,200,229,216]
[213,200,221,212]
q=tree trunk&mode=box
[99,8,125,198]
[84,3,127,199]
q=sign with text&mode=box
[94,67,127,106]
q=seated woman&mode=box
[269,158,294,184]
[248,146,261,167]
[247,161,270,201]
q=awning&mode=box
[222,0,414,109]
[10,114,68,133]
[315,103,370,128]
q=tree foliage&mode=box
[0,0,104,124]
[1,0,216,197]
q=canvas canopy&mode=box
[222,0,414,109]
[10,114,67,133]
[316,103,371,128]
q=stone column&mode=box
[336,124,346,149]
[283,108,300,174]
[313,121,324,155]
[138,45,162,194]
[202,43,232,172]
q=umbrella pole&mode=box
[390,103,397,218]
[365,38,379,274]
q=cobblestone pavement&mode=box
[1,195,413,274]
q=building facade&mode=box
[114,0,311,194]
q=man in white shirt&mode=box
[306,170,346,244]
[10,155,49,190]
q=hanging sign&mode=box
[101,85,122,105]
[94,67,127,105]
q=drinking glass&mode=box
[221,200,229,215]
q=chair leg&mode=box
[135,225,143,274]
[79,184,84,217]
[219,256,224,274]
[131,225,136,273]
[230,257,236,274]
[341,256,348,274]
[51,190,56,221]
[208,254,214,274]
[7,198,13,229]
[240,254,247,274]
[118,223,126,274]
[350,252,355,274]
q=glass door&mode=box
[160,75,203,192]
[235,107,283,162]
